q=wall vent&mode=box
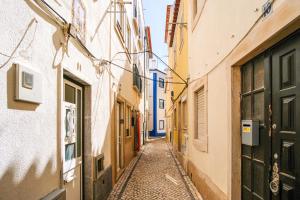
[94,154,104,180]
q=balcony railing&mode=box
[133,64,142,94]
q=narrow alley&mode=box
[1,0,300,200]
[108,139,202,200]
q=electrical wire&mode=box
[113,50,188,85]
[106,60,186,85]
[33,0,67,26]
[167,84,188,112]
[188,0,276,84]
[21,0,188,87]
[0,18,38,69]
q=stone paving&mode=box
[108,139,202,200]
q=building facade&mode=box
[164,0,189,170]
[165,0,300,199]
[144,26,153,141]
[148,63,167,137]
[0,0,150,199]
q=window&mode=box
[194,83,208,152]
[115,1,125,35]
[126,105,131,137]
[159,120,164,130]
[159,78,164,88]
[241,56,265,122]
[182,101,187,129]
[173,35,177,69]
[72,0,86,43]
[126,22,131,52]
[159,99,165,109]
[173,108,177,129]
[179,1,185,53]
[64,81,83,159]
[133,0,137,18]
[193,0,198,19]
[179,9,184,52]
[133,64,142,93]
[195,87,204,139]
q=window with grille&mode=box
[159,78,164,88]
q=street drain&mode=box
[165,174,179,185]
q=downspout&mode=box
[153,73,157,136]
[143,35,146,144]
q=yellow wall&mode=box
[166,0,189,151]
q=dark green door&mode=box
[270,33,300,199]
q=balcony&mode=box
[132,0,139,35]
[133,64,142,94]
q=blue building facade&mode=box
[149,69,166,137]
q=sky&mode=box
[143,0,174,71]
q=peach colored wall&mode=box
[187,0,300,198]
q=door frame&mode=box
[233,30,300,200]
[58,66,93,200]
[62,78,84,200]
[114,97,125,180]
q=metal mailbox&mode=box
[242,120,259,146]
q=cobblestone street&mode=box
[108,139,202,200]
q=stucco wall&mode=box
[0,1,60,199]
[187,0,300,198]
[165,0,189,152]
[0,0,147,199]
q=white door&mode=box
[63,80,83,200]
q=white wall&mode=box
[0,0,147,199]
[148,67,166,135]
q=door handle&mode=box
[269,162,279,195]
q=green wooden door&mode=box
[270,33,300,199]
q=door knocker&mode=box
[269,162,280,195]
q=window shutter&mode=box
[195,87,208,152]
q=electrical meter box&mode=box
[242,120,259,146]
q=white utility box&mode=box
[15,63,42,104]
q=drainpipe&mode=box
[143,35,146,144]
